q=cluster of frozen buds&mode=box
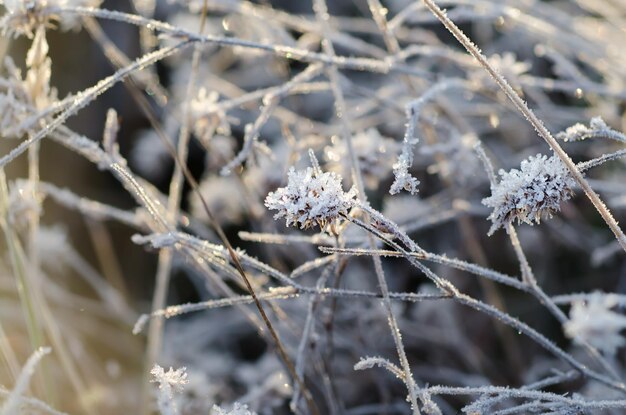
[265,152,357,233]
[482,154,575,235]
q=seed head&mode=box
[265,157,356,232]
[482,154,575,235]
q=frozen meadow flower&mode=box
[564,293,626,355]
[482,154,575,235]
[265,153,357,231]
[151,365,188,415]
[150,364,189,392]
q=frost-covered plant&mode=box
[151,365,189,415]
[564,293,626,356]
[0,347,51,415]
[482,154,576,235]
[556,116,626,143]
[265,153,357,232]
[5,0,626,414]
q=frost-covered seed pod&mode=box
[482,154,575,235]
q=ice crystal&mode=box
[482,154,575,235]
[265,154,357,231]
[564,293,626,355]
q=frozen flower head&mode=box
[482,154,575,235]
[150,364,189,415]
[150,364,189,392]
[265,151,357,232]
[564,293,626,355]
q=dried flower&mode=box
[482,154,575,235]
[265,153,357,231]
[150,364,189,393]
[564,293,626,355]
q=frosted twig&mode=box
[390,79,466,195]
[58,7,428,77]
[464,370,579,414]
[354,356,404,379]
[133,288,299,335]
[577,149,626,172]
[318,246,528,291]
[238,231,336,246]
[144,15,207,413]
[556,117,626,143]
[0,41,191,169]
[291,265,334,411]
[1,347,51,415]
[343,211,626,394]
[82,16,168,106]
[39,182,140,227]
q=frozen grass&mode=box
[3,0,626,414]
